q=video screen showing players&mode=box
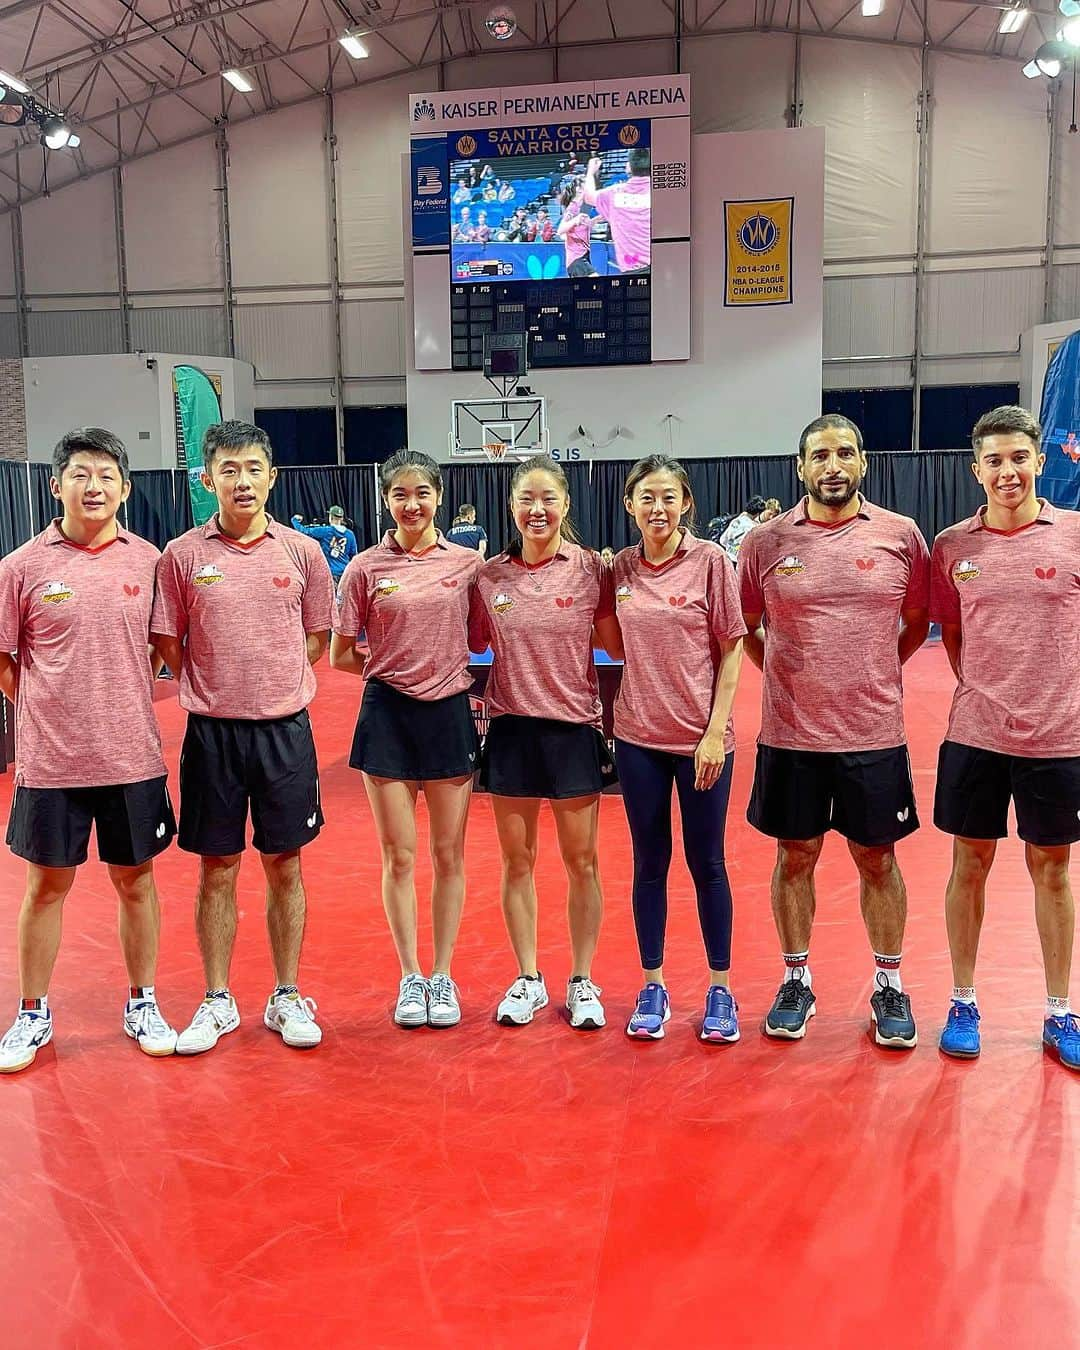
[449,146,652,285]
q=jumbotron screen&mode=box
[447,135,651,285]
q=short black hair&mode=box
[52,427,130,482]
[202,420,273,469]
[972,404,1041,454]
[745,495,768,516]
[628,148,651,176]
[798,413,864,460]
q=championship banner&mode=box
[724,198,794,307]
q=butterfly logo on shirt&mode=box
[441,579,459,589]
[668,595,687,607]
[855,557,876,571]
[952,559,980,583]
[1035,566,1057,581]
[492,592,514,614]
[374,577,401,599]
[193,564,224,587]
[40,579,73,605]
[775,555,805,577]
[122,584,141,597]
[272,576,291,589]
[616,585,632,605]
[555,596,575,609]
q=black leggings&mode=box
[615,739,735,971]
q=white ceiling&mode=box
[0,0,1068,207]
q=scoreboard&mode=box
[451,276,652,371]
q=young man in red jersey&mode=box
[739,414,930,1048]
[0,429,178,1073]
[933,405,1080,1070]
[152,421,335,1056]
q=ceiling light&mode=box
[861,0,885,14]
[41,115,71,149]
[339,29,369,58]
[222,68,254,93]
[1022,58,1042,75]
[1060,0,1080,16]
[0,69,30,94]
[1063,16,1080,42]
[67,133,80,149]
[998,8,1027,33]
[1035,39,1069,74]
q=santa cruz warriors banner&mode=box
[724,198,794,307]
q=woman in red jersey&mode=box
[468,456,621,1032]
[612,455,746,1044]
[331,450,482,1031]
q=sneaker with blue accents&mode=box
[701,985,740,1043]
[0,1009,53,1073]
[939,1000,981,1059]
[870,975,917,1049]
[626,983,670,1040]
[1042,1013,1080,1071]
[764,977,816,1039]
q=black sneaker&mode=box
[764,977,816,1039]
[870,976,917,1049]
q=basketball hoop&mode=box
[482,440,508,463]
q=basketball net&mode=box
[482,440,507,463]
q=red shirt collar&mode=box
[46,519,130,549]
[967,498,1054,533]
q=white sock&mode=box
[952,986,976,1005]
[1047,995,1072,1020]
[782,956,811,987]
[20,995,48,1017]
[873,953,902,992]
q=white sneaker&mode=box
[0,1010,53,1073]
[124,1000,178,1057]
[497,974,549,1026]
[175,995,240,1055]
[428,973,461,1028]
[394,973,429,1028]
[566,977,606,1031]
[264,990,322,1048]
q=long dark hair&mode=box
[379,448,442,497]
[506,455,581,558]
[622,454,697,534]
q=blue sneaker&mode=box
[870,976,917,1049]
[764,977,816,1039]
[626,983,670,1040]
[1043,1013,1080,1071]
[939,1000,981,1059]
[701,985,740,1043]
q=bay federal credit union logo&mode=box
[724,197,794,307]
[410,135,450,248]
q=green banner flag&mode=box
[174,364,222,526]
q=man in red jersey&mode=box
[933,405,1080,1071]
[0,429,178,1073]
[151,421,334,1057]
[739,414,930,1048]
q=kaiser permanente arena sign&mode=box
[410,75,689,133]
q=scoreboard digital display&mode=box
[450,276,652,371]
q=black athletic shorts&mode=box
[933,740,1080,847]
[6,775,176,869]
[350,678,479,781]
[747,743,919,847]
[479,714,617,799]
[178,710,323,856]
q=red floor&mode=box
[2,645,1077,1349]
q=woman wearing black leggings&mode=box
[610,455,746,1043]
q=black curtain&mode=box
[0,463,32,557]
[125,470,181,551]
[28,463,55,537]
[269,465,380,550]
[441,461,518,556]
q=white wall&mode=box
[406,128,824,460]
[0,34,1076,419]
[23,354,255,469]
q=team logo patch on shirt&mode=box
[952,559,980,583]
[616,585,632,605]
[40,580,73,604]
[374,577,401,598]
[492,592,514,615]
[193,564,224,587]
[775,555,805,577]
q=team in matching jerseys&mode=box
[1,406,1077,1074]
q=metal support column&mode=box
[114,167,132,353]
[1043,83,1059,323]
[674,0,683,75]
[789,8,803,128]
[325,88,346,468]
[911,33,932,453]
[11,207,29,359]
[216,122,236,358]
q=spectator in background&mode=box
[446,503,488,558]
[291,506,358,582]
[534,207,555,244]
[474,210,492,244]
[706,514,734,544]
[498,179,515,203]
[482,180,498,203]
[719,496,780,565]
[453,177,471,204]
[507,207,529,242]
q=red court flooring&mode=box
[2,644,1077,1349]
